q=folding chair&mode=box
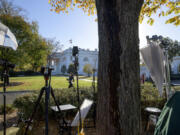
[51,99,93,135]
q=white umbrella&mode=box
[0,22,18,50]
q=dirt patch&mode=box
[0,111,18,131]
[0,111,96,135]
[0,111,154,135]
[0,82,24,87]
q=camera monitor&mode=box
[0,22,18,50]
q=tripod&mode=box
[24,67,64,135]
[0,59,15,135]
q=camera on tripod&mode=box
[41,66,54,75]
[41,66,54,80]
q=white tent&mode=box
[0,22,18,50]
[140,41,170,97]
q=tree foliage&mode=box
[49,0,96,16]
[67,63,75,74]
[83,64,92,76]
[46,38,63,66]
[49,0,180,26]
[27,35,53,71]
[147,35,180,61]
[0,14,34,69]
[61,65,67,74]
[0,0,63,71]
[0,0,24,16]
[0,15,52,71]
[140,0,180,26]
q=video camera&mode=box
[41,66,54,75]
[41,66,54,81]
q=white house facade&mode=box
[140,56,180,79]
[50,48,98,75]
[51,48,180,78]
[140,66,151,78]
[171,56,180,74]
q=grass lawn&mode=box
[0,127,19,135]
[0,76,94,91]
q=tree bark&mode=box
[96,0,143,135]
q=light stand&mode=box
[0,49,15,135]
[1,61,15,135]
[164,48,171,100]
[72,46,82,130]
[92,68,96,127]
[2,62,8,135]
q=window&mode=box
[83,57,89,62]
[63,57,66,61]
[51,60,54,66]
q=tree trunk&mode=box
[96,0,143,135]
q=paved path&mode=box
[80,79,97,83]
[0,90,34,105]
[0,78,96,105]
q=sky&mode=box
[13,0,180,50]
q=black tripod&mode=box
[72,46,82,130]
[24,67,63,135]
[0,59,15,135]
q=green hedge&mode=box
[171,74,180,80]
[141,82,166,120]
[9,70,41,77]
[14,83,166,121]
[13,87,96,120]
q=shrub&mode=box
[13,87,96,120]
[0,104,15,114]
[13,82,166,122]
[141,82,166,120]
[9,70,41,77]
[171,74,180,80]
[83,64,93,77]
[61,65,67,74]
[67,64,76,74]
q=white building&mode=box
[51,48,98,75]
[140,56,180,79]
[51,48,180,78]
[140,66,151,78]
[171,56,180,74]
